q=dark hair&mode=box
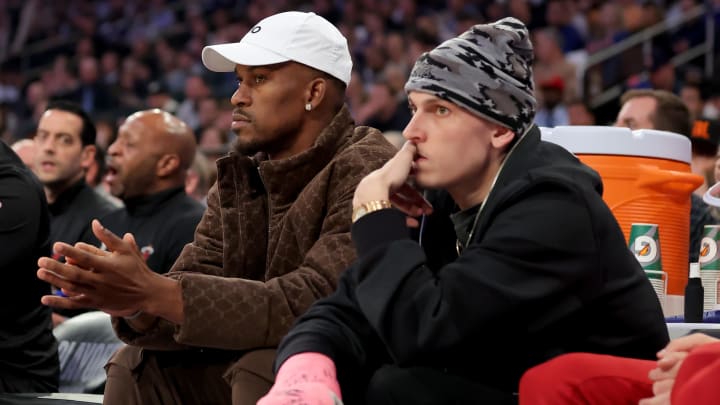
[620,89,691,136]
[307,66,346,111]
[45,100,97,146]
[683,80,710,102]
[90,146,107,186]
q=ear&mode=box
[156,154,180,178]
[304,78,328,111]
[490,126,516,150]
[80,145,97,170]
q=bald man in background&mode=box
[11,138,38,170]
[82,109,205,274]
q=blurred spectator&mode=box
[648,49,678,93]
[435,0,481,41]
[382,63,408,98]
[10,138,37,170]
[355,80,411,132]
[74,36,96,60]
[164,50,199,98]
[176,75,211,132]
[534,77,569,128]
[507,0,542,30]
[42,56,79,100]
[85,145,123,209]
[567,99,596,125]
[681,80,709,120]
[128,38,158,76]
[614,89,715,262]
[406,28,438,72]
[0,69,20,106]
[32,101,117,250]
[87,109,204,275]
[690,118,720,193]
[94,116,118,152]
[0,108,16,143]
[0,139,59,393]
[185,150,215,206]
[703,80,720,119]
[116,56,150,113]
[56,56,116,116]
[197,96,221,135]
[33,102,118,325]
[198,126,228,150]
[545,0,586,53]
[384,31,409,74]
[346,70,366,118]
[13,80,48,140]
[585,1,615,49]
[584,2,641,98]
[359,43,388,88]
[628,47,677,93]
[668,0,705,55]
[199,144,230,166]
[126,0,176,42]
[146,80,179,115]
[532,27,578,103]
[100,50,122,87]
[96,0,134,45]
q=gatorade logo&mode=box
[699,237,718,264]
[634,235,658,263]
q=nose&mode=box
[107,140,120,157]
[37,136,55,153]
[402,113,425,143]
[231,83,251,107]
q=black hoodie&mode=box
[275,126,669,401]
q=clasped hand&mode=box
[36,219,156,318]
[638,333,719,404]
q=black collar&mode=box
[123,187,185,216]
[48,180,87,216]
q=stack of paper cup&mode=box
[700,225,720,311]
[629,223,666,306]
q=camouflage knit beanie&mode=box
[405,17,536,136]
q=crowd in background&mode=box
[1,0,720,189]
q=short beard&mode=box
[232,138,262,157]
[231,132,293,158]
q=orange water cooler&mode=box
[541,126,703,314]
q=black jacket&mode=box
[83,187,204,274]
[0,142,59,392]
[275,126,669,397]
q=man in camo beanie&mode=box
[405,17,536,136]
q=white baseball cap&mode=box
[201,11,352,86]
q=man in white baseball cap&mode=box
[41,10,396,405]
[202,11,352,86]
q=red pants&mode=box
[519,342,720,405]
